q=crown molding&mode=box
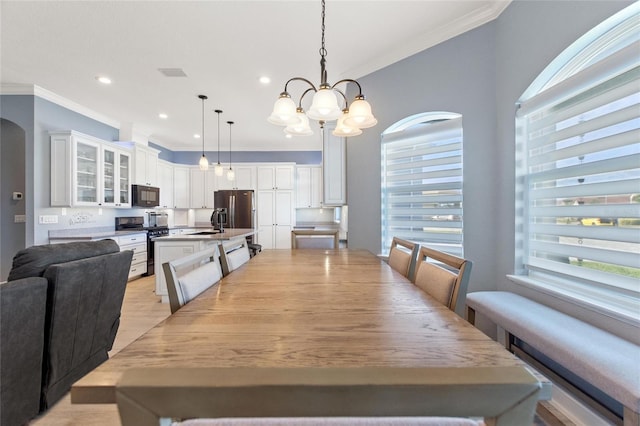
[1,83,121,129]
[342,1,511,80]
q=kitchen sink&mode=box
[189,231,219,235]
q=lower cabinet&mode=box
[154,239,219,303]
[117,232,147,280]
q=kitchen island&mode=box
[153,228,256,302]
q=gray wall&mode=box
[347,0,634,339]
[0,119,27,280]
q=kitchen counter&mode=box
[154,228,255,241]
[49,227,146,241]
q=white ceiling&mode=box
[1,0,510,152]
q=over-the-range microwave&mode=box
[131,184,160,207]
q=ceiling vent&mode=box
[158,68,187,77]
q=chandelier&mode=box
[267,0,376,137]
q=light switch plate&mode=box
[39,215,59,224]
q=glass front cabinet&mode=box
[50,131,132,207]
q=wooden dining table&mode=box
[71,248,546,405]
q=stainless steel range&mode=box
[115,216,169,276]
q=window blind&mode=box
[381,116,463,256]
[516,49,640,296]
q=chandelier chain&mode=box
[319,0,326,58]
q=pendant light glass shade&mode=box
[197,95,209,170]
[343,97,377,128]
[268,95,300,125]
[199,154,209,170]
[284,110,313,136]
[333,111,362,137]
[306,87,342,121]
[227,120,235,181]
[214,109,224,175]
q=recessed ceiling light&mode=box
[285,133,293,139]
[194,134,201,139]
[259,76,271,85]
[96,76,112,84]
[158,113,168,119]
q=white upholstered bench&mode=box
[465,291,640,426]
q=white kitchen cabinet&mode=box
[116,232,147,280]
[173,166,190,208]
[322,124,347,205]
[257,189,293,249]
[257,164,294,190]
[133,145,159,187]
[102,145,131,207]
[157,160,174,209]
[217,165,255,191]
[295,166,322,208]
[190,168,217,208]
[50,130,133,207]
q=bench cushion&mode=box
[466,291,640,413]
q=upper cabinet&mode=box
[296,166,323,208]
[172,166,190,209]
[133,145,159,187]
[157,160,174,209]
[216,165,256,191]
[102,145,131,207]
[50,130,132,207]
[323,124,347,205]
[257,164,294,190]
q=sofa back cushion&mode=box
[8,239,120,281]
[1,277,48,426]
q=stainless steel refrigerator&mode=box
[213,190,255,229]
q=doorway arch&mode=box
[1,118,27,280]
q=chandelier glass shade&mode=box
[268,0,376,137]
[198,95,209,170]
[214,109,224,176]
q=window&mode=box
[514,3,640,321]
[381,112,463,256]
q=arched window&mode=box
[514,3,639,319]
[381,112,464,256]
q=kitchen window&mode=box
[381,112,464,256]
[513,3,640,322]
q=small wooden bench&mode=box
[466,291,640,426]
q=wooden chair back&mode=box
[387,237,419,281]
[219,238,251,276]
[116,366,540,426]
[162,246,223,314]
[413,246,472,313]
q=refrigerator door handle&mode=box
[229,195,236,228]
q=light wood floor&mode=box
[30,274,569,426]
[32,275,171,426]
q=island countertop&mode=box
[154,228,256,242]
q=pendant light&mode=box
[214,109,224,176]
[226,121,235,181]
[268,0,376,137]
[197,95,209,170]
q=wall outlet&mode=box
[14,214,26,223]
[39,215,59,224]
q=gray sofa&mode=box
[1,276,48,426]
[4,239,133,421]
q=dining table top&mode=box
[71,248,539,404]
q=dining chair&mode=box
[387,237,420,281]
[219,238,251,276]
[115,366,540,426]
[413,246,472,313]
[162,246,223,314]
